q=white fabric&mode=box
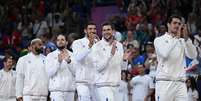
[91,39,124,86]
[0,69,16,99]
[72,37,95,83]
[130,75,154,101]
[155,81,187,101]
[154,33,197,80]
[0,98,16,101]
[116,80,128,101]
[15,53,48,98]
[72,37,97,101]
[96,86,118,101]
[45,49,76,92]
[76,84,91,101]
[154,33,197,101]
[33,20,49,37]
[187,88,199,101]
[23,95,47,101]
[89,39,124,101]
[50,91,75,101]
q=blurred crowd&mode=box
[0,0,201,101]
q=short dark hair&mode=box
[167,15,182,24]
[56,34,68,41]
[3,56,13,63]
[84,21,96,29]
[101,22,115,30]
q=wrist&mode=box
[65,57,71,64]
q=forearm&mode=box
[16,73,24,98]
[184,38,197,59]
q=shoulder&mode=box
[47,50,57,57]
[72,38,85,44]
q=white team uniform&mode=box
[72,37,96,101]
[116,80,128,101]
[154,33,197,101]
[45,49,76,101]
[89,39,125,101]
[15,53,49,101]
[0,69,16,101]
[130,75,154,101]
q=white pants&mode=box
[50,91,75,101]
[23,96,47,101]
[96,86,118,101]
[0,98,16,101]
[155,81,187,101]
[76,84,91,101]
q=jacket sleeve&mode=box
[72,41,91,62]
[45,54,61,78]
[15,57,25,98]
[154,37,179,59]
[182,38,197,59]
[91,44,113,73]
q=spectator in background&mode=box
[32,16,49,37]
[0,56,16,101]
[16,38,48,101]
[130,64,154,101]
[123,29,139,49]
[187,13,198,35]
[186,77,199,101]
[117,70,129,101]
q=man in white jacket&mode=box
[154,15,197,101]
[16,38,49,101]
[0,56,16,101]
[45,34,76,101]
[72,22,99,101]
[90,22,129,101]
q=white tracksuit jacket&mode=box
[0,69,16,99]
[154,33,197,80]
[45,49,76,92]
[15,53,48,98]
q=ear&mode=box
[167,23,170,29]
[84,29,87,34]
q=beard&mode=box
[35,48,43,54]
[57,46,65,50]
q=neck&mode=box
[4,67,11,72]
[32,51,40,55]
[104,37,114,45]
[168,31,177,37]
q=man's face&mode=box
[168,18,182,34]
[138,65,145,74]
[85,25,97,38]
[32,41,43,54]
[4,58,13,70]
[102,25,114,40]
[56,35,67,50]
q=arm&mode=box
[15,58,25,99]
[154,37,179,59]
[93,54,113,73]
[72,40,91,62]
[45,54,61,78]
[182,38,197,59]
[65,56,77,76]
[144,77,155,101]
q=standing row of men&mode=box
[0,22,130,101]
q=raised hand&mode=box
[111,41,117,56]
